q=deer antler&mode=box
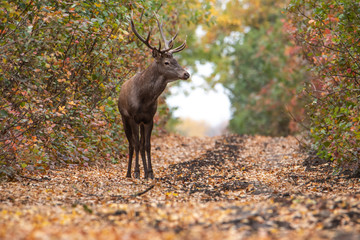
[154,12,186,54]
[130,11,186,55]
[130,11,158,52]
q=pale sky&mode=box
[166,63,231,128]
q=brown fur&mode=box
[118,53,189,179]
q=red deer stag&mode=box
[118,12,190,179]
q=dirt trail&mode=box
[0,134,359,239]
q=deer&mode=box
[118,12,190,179]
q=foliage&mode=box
[287,0,360,171]
[0,0,212,178]
[194,0,310,136]
[0,0,129,174]
[225,18,309,136]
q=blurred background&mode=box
[163,0,309,137]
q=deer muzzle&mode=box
[182,71,190,80]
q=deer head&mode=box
[130,11,190,81]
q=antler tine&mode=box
[154,12,179,53]
[130,11,156,51]
[158,39,161,51]
[168,32,178,49]
[154,12,168,49]
[170,37,187,54]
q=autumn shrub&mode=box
[287,0,360,171]
[0,1,137,176]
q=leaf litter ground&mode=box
[1,134,360,239]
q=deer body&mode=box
[119,65,165,123]
[118,12,189,179]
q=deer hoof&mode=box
[147,172,154,179]
[126,172,132,178]
[134,172,140,179]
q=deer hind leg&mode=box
[139,124,148,178]
[122,116,134,178]
[144,121,154,179]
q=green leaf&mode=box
[8,23,16,30]
[0,110,9,117]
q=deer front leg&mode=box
[140,124,148,178]
[144,121,154,179]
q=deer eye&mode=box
[164,61,170,65]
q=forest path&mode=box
[1,134,359,239]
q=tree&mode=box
[225,19,309,136]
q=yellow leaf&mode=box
[59,106,66,114]
[165,192,178,196]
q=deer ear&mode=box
[152,49,159,58]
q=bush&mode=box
[287,0,360,172]
[0,0,142,175]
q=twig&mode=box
[72,184,156,200]
[284,104,310,131]
[131,184,155,197]
[18,175,51,182]
[111,184,155,200]
[155,3,163,14]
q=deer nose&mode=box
[183,72,190,79]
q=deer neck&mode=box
[137,62,167,103]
